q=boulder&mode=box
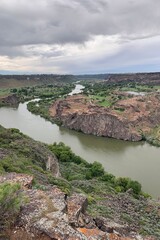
[67,194,88,227]
[46,155,60,177]
[94,217,129,236]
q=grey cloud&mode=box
[0,0,160,74]
[0,0,160,49]
[47,35,160,74]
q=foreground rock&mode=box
[49,93,160,141]
[1,173,157,240]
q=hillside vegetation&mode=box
[0,125,160,238]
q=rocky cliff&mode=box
[0,94,20,107]
[0,173,156,240]
[49,94,160,141]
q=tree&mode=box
[90,161,105,177]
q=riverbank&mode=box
[0,125,159,239]
[0,96,160,198]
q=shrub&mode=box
[115,177,130,192]
[49,142,90,167]
[127,180,141,195]
[90,161,105,177]
[101,173,115,183]
[0,183,26,230]
[115,177,142,195]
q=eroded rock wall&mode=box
[0,94,20,107]
[50,93,160,142]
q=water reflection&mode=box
[59,126,144,154]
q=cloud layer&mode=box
[0,0,160,73]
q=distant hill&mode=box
[106,72,160,85]
[0,72,160,89]
[0,74,75,88]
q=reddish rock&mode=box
[78,228,107,239]
[49,94,160,142]
[94,217,129,236]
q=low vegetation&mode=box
[0,126,73,199]
[27,99,54,122]
[0,182,26,233]
[49,142,143,197]
[83,81,160,108]
[144,126,160,147]
[0,83,74,107]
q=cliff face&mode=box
[61,111,141,141]
[0,125,61,179]
[0,94,20,107]
[50,94,160,141]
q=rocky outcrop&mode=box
[46,155,60,177]
[0,172,33,188]
[0,94,20,107]
[67,194,88,227]
[49,93,160,142]
[1,173,158,240]
[63,112,142,141]
[3,174,92,240]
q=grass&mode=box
[0,88,10,97]
[89,95,113,107]
[119,84,155,93]
[144,125,160,147]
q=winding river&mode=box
[0,85,160,198]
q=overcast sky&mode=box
[0,0,160,74]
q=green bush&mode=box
[115,177,142,195]
[49,142,90,167]
[90,161,105,177]
[101,173,115,183]
[115,177,130,192]
[0,183,26,229]
[127,180,142,195]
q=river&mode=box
[0,84,160,198]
